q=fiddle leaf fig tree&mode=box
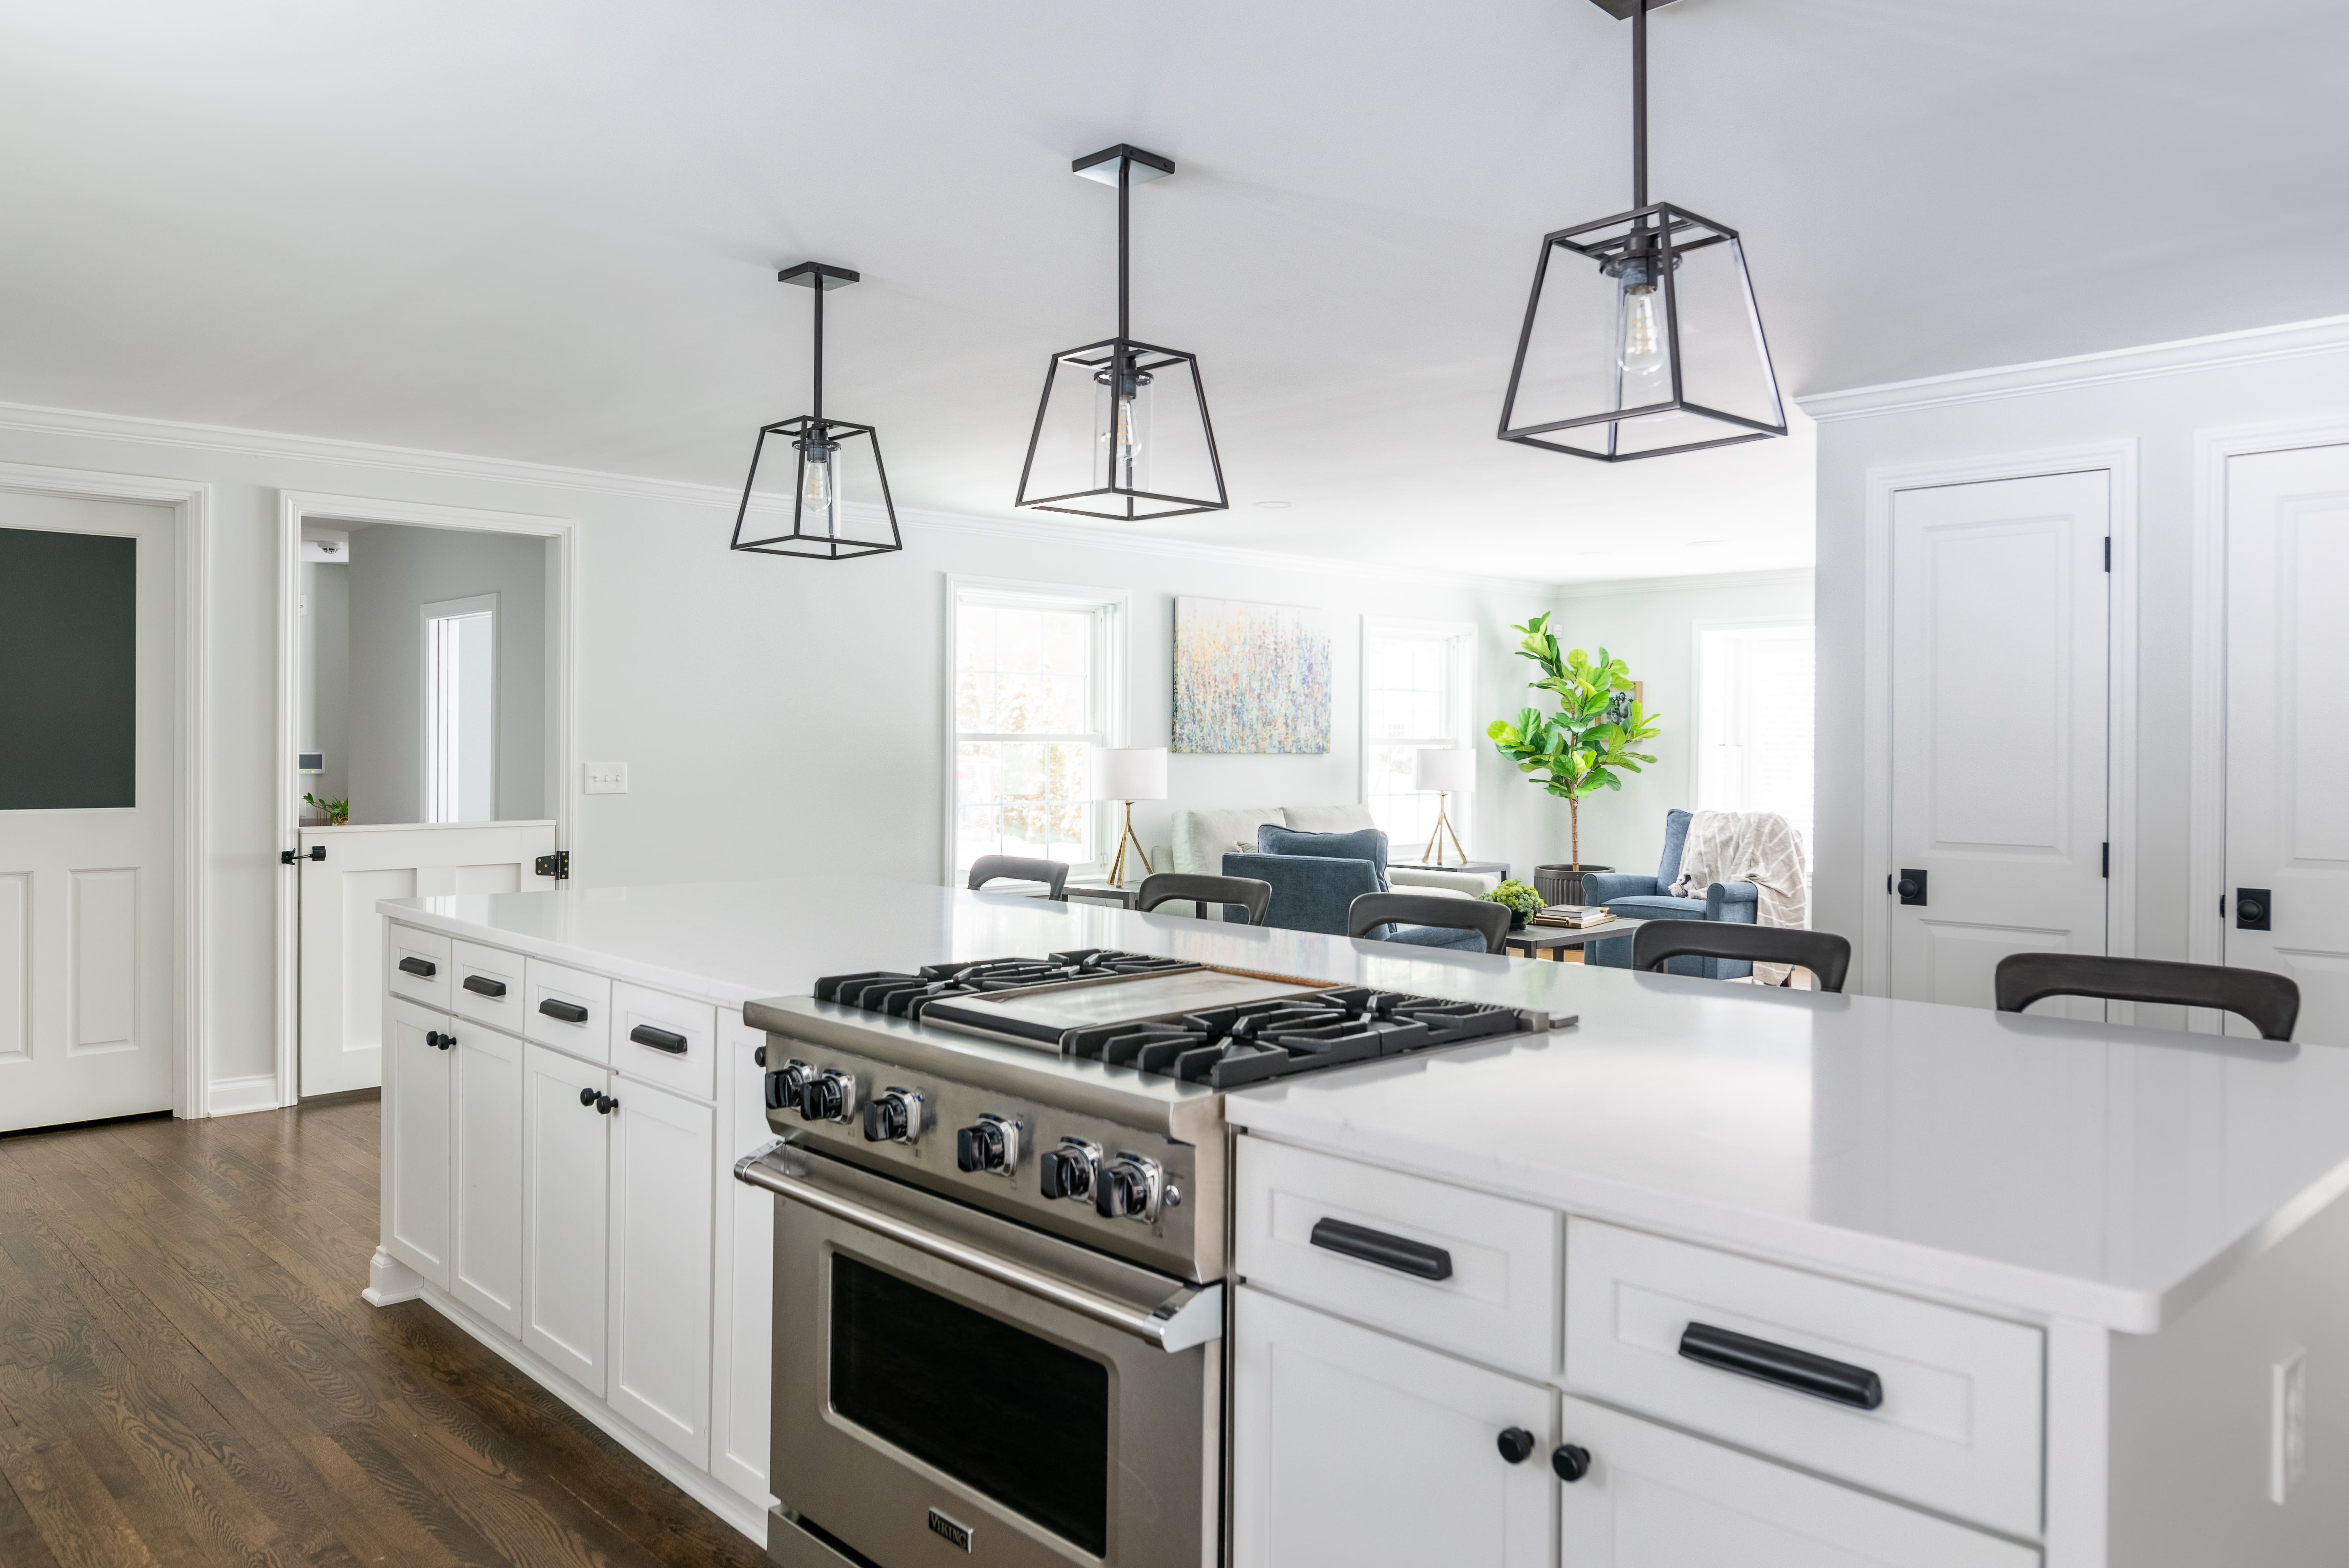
[1486,612,1660,870]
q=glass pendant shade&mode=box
[1016,146,1228,520]
[731,263,903,561]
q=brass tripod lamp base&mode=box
[1422,792,1469,867]
[1107,799,1154,888]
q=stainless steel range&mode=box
[734,947,1561,1568]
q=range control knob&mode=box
[765,1059,814,1111]
[1095,1154,1163,1222]
[1038,1139,1102,1202]
[862,1087,923,1145]
[799,1068,857,1124]
[955,1114,1020,1176]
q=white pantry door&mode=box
[298,820,554,1095]
[1888,471,2109,1014]
[0,493,176,1133]
[2225,442,2349,1045]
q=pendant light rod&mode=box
[810,278,824,420]
[777,262,861,425]
[1117,151,1131,343]
[1630,0,1647,208]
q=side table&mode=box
[1503,918,1645,962]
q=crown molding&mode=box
[1797,313,2349,424]
[0,395,1574,596]
[1549,564,1813,601]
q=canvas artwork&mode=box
[1172,596,1331,754]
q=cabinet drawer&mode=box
[612,981,716,1101]
[387,925,452,1010]
[451,940,527,1033]
[1564,1219,2043,1539]
[525,958,612,1064]
[1235,1137,1559,1380]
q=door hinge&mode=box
[2103,536,2111,572]
[534,850,570,882]
[2102,842,2109,878]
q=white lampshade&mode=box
[1412,748,1477,794]
[1092,746,1169,801]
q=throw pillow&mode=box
[1254,824,1392,891]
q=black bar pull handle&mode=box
[462,975,508,999]
[1678,1322,1883,1410]
[538,998,590,1024]
[1309,1217,1453,1281]
[629,1024,690,1055]
[397,956,437,978]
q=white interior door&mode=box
[2224,442,2349,1045]
[0,492,176,1133]
[299,820,555,1095]
[1888,471,2109,1013]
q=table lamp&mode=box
[1412,748,1476,866]
[1092,747,1168,888]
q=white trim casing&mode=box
[1858,442,2140,1001]
[0,460,209,1119]
[2186,414,2349,1030]
[275,491,580,1107]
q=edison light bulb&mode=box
[1613,257,1670,409]
[799,438,838,535]
[1093,359,1152,492]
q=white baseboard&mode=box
[205,1072,286,1117]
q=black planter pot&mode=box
[1508,910,1530,931]
[1535,863,1614,907]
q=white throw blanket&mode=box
[1670,811,1811,985]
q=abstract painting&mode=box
[1172,596,1331,754]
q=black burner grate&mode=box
[813,950,1194,1020]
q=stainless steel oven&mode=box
[740,1143,1223,1568]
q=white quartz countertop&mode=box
[383,876,2349,1332]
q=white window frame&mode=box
[1359,616,1479,860]
[943,576,1131,886]
[1689,615,1814,857]
[421,592,498,824]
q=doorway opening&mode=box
[423,594,499,824]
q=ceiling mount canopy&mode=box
[1497,0,1786,463]
[731,261,903,561]
[1015,144,1229,521]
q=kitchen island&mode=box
[370,877,2349,1567]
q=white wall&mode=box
[342,522,549,824]
[1525,571,1815,884]
[1805,316,2349,1002]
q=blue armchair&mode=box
[1224,825,1488,952]
[1581,809,1759,979]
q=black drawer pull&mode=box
[397,956,437,978]
[629,1024,689,1055]
[1678,1322,1883,1410]
[1309,1217,1453,1281]
[462,975,508,998]
[538,998,590,1024]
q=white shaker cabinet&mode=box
[384,996,453,1286]
[523,1041,612,1394]
[1232,1284,1554,1568]
[608,1073,714,1468]
[450,1021,524,1336]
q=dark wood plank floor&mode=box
[0,1096,770,1568]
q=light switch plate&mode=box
[584,761,628,795]
[2271,1348,2307,1503]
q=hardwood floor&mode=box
[0,1096,770,1568]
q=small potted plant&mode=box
[304,792,350,827]
[1480,879,1545,931]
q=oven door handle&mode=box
[734,1150,1222,1354]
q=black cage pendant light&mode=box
[730,262,902,560]
[1015,145,1228,520]
[1497,0,1786,462]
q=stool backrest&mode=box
[1630,920,1852,993]
[1344,892,1509,954]
[1133,872,1274,926]
[966,854,1069,901]
[1994,953,2299,1040]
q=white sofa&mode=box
[1150,805,1501,910]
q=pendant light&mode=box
[1015,145,1228,519]
[731,262,903,560]
[1497,0,1786,462]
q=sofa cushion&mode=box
[1170,808,1287,875]
[1221,851,1384,935]
[1657,807,1694,886]
[1377,923,1491,951]
[1256,824,1390,890]
[1390,865,1502,897]
[1600,894,1709,921]
[1283,804,1379,835]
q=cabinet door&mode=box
[450,1020,524,1337]
[1233,1285,1553,1568]
[710,1009,776,1507]
[1556,1395,2038,1568]
[608,1073,714,1467]
[385,996,452,1287]
[524,1042,610,1393]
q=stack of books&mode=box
[1531,904,1616,929]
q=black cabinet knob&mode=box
[1496,1428,1536,1465]
[579,1086,597,1107]
[424,1031,440,1047]
[596,1094,618,1115]
[1551,1444,1590,1482]
[754,1045,767,1068]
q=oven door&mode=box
[738,1144,1222,1568]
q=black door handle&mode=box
[2237,887,2272,931]
[397,957,437,978]
[1309,1217,1454,1281]
[308,845,326,862]
[629,1024,689,1055]
[538,998,590,1023]
[1892,869,1926,905]
[462,975,508,998]
[1678,1322,1883,1410]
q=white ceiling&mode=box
[2,0,2344,582]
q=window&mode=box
[950,581,1126,880]
[1694,621,1814,856]
[1362,620,1477,858]
[423,594,497,823]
